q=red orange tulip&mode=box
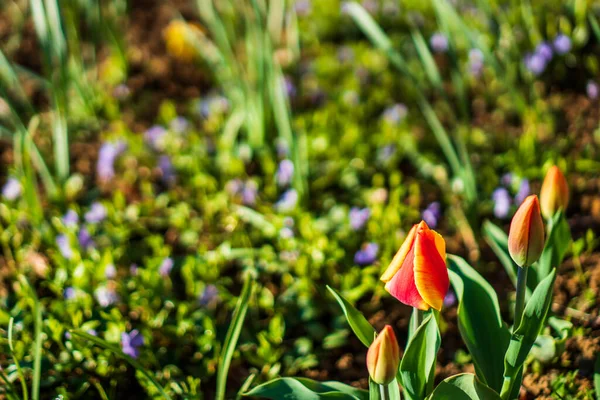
[381,221,449,311]
[366,325,400,385]
[508,195,544,267]
[539,166,569,219]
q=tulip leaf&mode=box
[537,212,570,281]
[428,373,502,400]
[369,379,401,400]
[448,255,510,392]
[399,314,440,400]
[594,353,600,399]
[503,269,557,395]
[326,285,375,348]
[243,377,368,400]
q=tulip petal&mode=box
[508,195,544,267]
[380,224,418,282]
[413,230,449,311]
[385,245,428,310]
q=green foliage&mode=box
[243,377,368,400]
[429,374,502,400]
[326,285,375,348]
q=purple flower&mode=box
[553,34,571,55]
[95,286,119,307]
[382,103,408,125]
[62,209,79,228]
[2,178,21,201]
[587,81,599,100]
[78,227,95,250]
[294,0,311,16]
[276,159,294,187]
[199,284,219,306]
[56,234,73,260]
[354,243,379,266]
[85,202,107,224]
[422,202,442,228]
[276,189,298,212]
[283,76,296,98]
[349,207,370,230]
[443,290,457,307]
[105,264,117,279]
[524,52,547,76]
[144,125,167,150]
[121,330,144,359]
[197,95,229,118]
[169,117,189,134]
[242,181,258,206]
[469,49,484,77]
[501,173,514,187]
[492,187,511,219]
[430,33,449,53]
[158,155,175,183]
[97,141,127,181]
[130,263,139,276]
[279,227,294,239]
[514,179,530,205]
[64,287,76,300]
[535,42,553,62]
[159,257,174,277]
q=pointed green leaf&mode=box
[448,255,510,392]
[326,286,375,348]
[243,378,368,400]
[537,212,571,280]
[429,374,502,400]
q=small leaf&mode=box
[448,255,510,392]
[399,314,440,400]
[429,373,502,400]
[327,286,375,348]
[243,377,368,400]
[537,212,571,280]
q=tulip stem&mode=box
[411,308,424,337]
[514,267,528,330]
[379,383,390,400]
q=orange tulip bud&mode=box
[381,221,449,311]
[508,195,544,267]
[366,325,400,385]
[540,166,569,219]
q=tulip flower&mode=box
[539,166,569,219]
[380,221,448,311]
[508,195,544,267]
[366,325,400,385]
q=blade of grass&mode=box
[8,318,29,400]
[215,273,254,400]
[31,288,43,400]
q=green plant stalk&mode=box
[31,292,43,400]
[514,267,528,330]
[411,308,424,337]
[378,383,391,400]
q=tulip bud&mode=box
[539,166,569,219]
[508,195,544,267]
[366,325,400,385]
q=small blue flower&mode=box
[95,286,119,307]
[295,0,311,16]
[469,49,484,77]
[105,264,117,279]
[2,178,21,201]
[443,290,457,307]
[97,141,127,181]
[382,104,408,125]
[85,202,107,224]
[242,181,258,206]
[354,243,379,266]
[78,227,95,250]
[587,81,599,100]
[158,155,175,184]
[62,209,79,228]
[514,179,530,205]
[276,159,294,187]
[199,284,219,306]
[524,52,547,76]
[56,234,73,260]
[169,116,189,134]
[492,187,511,219]
[159,257,174,277]
[349,207,370,230]
[121,330,144,359]
[535,42,553,62]
[422,202,442,229]
[430,33,449,53]
[501,173,514,187]
[144,125,167,150]
[64,287,77,300]
[553,34,571,55]
[276,189,298,213]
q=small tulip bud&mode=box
[508,195,545,267]
[366,325,400,385]
[540,166,569,219]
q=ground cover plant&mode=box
[0,0,600,399]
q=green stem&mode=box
[499,377,512,399]
[411,308,424,337]
[379,383,390,400]
[514,267,528,330]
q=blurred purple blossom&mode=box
[430,33,449,53]
[279,227,294,239]
[2,178,21,201]
[382,104,408,125]
[501,173,514,187]
[276,159,294,187]
[130,263,139,276]
[535,42,553,62]
[283,76,296,98]
[56,234,73,260]
[443,290,457,307]
[197,95,229,118]
[62,209,79,228]
[64,287,76,300]
[492,187,511,219]
[121,330,144,359]
[349,207,370,230]
[354,243,379,266]
[199,284,219,306]
[159,257,174,277]
[276,189,298,212]
[144,125,167,150]
[85,202,107,224]
[105,264,117,279]
[295,0,311,16]
[78,227,95,250]
[524,52,547,76]
[95,286,119,307]
[587,81,599,100]
[158,155,176,184]
[422,202,442,228]
[514,179,530,205]
[169,117,189,134]
[97,140,127,181]
[242,181,258,206]
[553,35,571,55]
[469,49,484,77]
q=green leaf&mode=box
[369,379,401,400]
[411,29,443,91]
[217,274,255,400]
[537,212,571,281]
[448,255,510,392]
[594,353,600,399]
[326,286,375,348]
[429,374,502,400]
[399,314,440,400]
[482,220,518,288]
[503,269,557,393]
[243,378,368,400]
